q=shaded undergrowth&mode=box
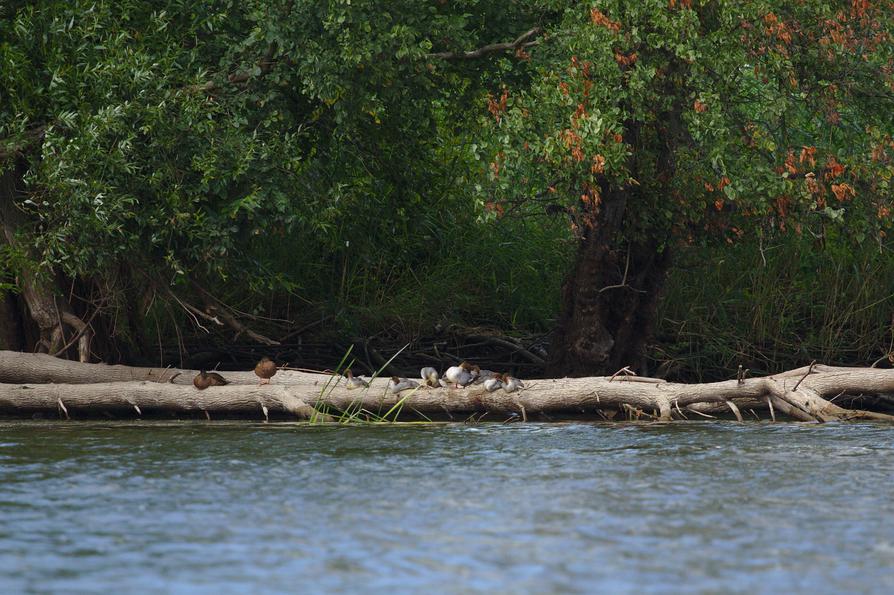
[656,233,894,381]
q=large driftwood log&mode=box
[1,352,894,421]
[0,350,310,386]
[0,382,319,420]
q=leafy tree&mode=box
[0,0,540,358]
[479,0,894,375]
[3,0,892,375]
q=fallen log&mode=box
[0,350,317,386]
[1,353,894,421]
[0,382,320,421]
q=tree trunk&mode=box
[1,356,893,422]
[0,292,24,351]
[549,183,672,377]
[0,161,92,360]
[549,58,688,378]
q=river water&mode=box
[1,421,893,594]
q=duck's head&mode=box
[459,361,473,371]
[345,368,354,379]
[391,376,401,383]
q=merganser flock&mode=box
[342,361,524,395]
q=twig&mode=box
[767,396,776,422]
[51,307,99,358]
[685,407,717,419]
[791,360,817,392]
[609,366,637,382]
[465,334,545,365]
[169,292,216,333]
[278,315,333,342]
[622,403,643,420]
[871,352,893,368]
[828,390,847,403]
[191,282,280,346]
[514,399,528,422]
[206,303,280,346]
[599,246,646,294]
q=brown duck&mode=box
[254,356,278,385]
[193,370,229,390]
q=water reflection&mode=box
[1,421,893,593]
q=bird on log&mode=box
[254,357,278,385]
[193,370,229,390]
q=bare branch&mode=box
[427,28,542,60]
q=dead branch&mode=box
[427,28,542,60]
[191,283,280,346]
[465,334,545,365]
[791,360,817,392]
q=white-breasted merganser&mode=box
[444,362,475,388]
[388,376,420,393]
[420,367,440,387]
[483,374,504,392]
[345,368,369,389]
[503,374,524,393]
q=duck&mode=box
[444,361,475,388]
[502,374,525,393]
[345,368,369,389]
[483,373,504,392]
[254,356,278,385]
[473,368,497,385]
[420,367,440,387]
[469,363,482,382]
[388,376,420,394]
[193,370,229,390]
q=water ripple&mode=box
[0,421,893,593]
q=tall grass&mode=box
[309,343,429,424]
[656,233,894,380]
[248,208,572,339]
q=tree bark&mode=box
[1,352,894,422]
[549,181,672,377]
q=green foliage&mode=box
[482,0,894,246]
[2,0,893,371]
[0,0,548,326]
